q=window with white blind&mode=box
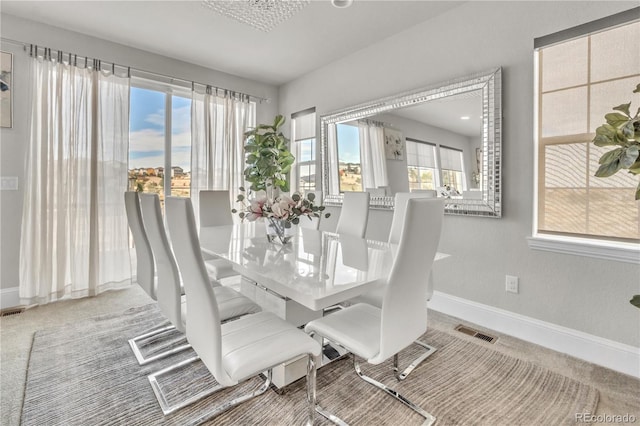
[406,139,438,191]
[439,145,466,194]
[291,108,316,193]
[535,17,640,244]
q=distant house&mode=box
[146,168,156,176]
[171,166,184,177]
[155,167,164,177]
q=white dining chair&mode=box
[124,191,156,300]
[134,193,261,370]
[125,191,177,364]
[160,196,322,423]
[198,190,239,280]
[350,191,441,376]
[199,190,234,227]
[335,191,370,238]
[305,198,444,425]
[365,187,386,197]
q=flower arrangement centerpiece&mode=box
[232,188,330,244]
[232,114,330,244]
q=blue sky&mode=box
[129,87,191,170]
[336,123,360,164]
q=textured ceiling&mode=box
[1,1,463,85]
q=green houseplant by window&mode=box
[243,114,295,194]
[592,84,640,309]
[592,83,640,200]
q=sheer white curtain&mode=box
[20,55,131,305]
[191,89,255,223]
[327,123,340,195]
[358,121,388,190]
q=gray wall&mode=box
[0,14,279,293]
[281,1,640,347]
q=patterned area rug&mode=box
[21,304,598,425]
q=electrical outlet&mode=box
[505,275,519,294]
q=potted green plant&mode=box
[592,83,640,200]
[243,114,295,194]
[592,83,640,309]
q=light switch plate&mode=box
[0,176,18,191]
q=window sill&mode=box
[527,235,640,264]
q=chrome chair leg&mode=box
[393,340,437,381]
[354,356,436,426]
[148,355,224,415]
[128,324,191,366]
[189,370,272,426]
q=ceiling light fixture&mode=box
[332,0,353,8]
[202,0,311,33]
[460,116,470,120]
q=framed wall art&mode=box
[384,127,404,160]
[0,51,13,129]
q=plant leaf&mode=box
[634,83,640,94]
[636,182,640,201]
[605,112,629,128]
[598,148,624,165]
[273,114,285,129]
[595,158,622,177]
[613,102,631,117]
[621,145,640,168]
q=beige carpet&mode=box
[21,304,599,425]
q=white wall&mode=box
[281,1,640,347]
[0,14,279,294]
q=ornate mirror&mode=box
[320,68,502,217]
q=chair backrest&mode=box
[124,192,156,300]
[199,190,234,228]
[365,187,386,197]
[165,197,234,386]
[373,198,444,364]
[298,190,323,230]
[388,191,437,244]
[335,191,370,238]
[410,189,437,197]
[139,194,184,333]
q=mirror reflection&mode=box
[333,90,483,198]
[321,68,502,217]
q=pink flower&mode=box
[246,197,267,221]
[271,195,294,219]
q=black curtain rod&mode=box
[1,37,269,103]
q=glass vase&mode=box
[266,217,295,244]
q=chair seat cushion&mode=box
[221,311,321,382]
[213,286,261,321]
[305,303,381,361]
[205,258,238,280]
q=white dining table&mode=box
[200,221,449,313]
[199,221,449,387]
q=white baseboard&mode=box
[428,291,640,379]
[0,287,20,310]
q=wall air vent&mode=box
[0,307,25,317]
[455,324,497,344]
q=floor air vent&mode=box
[455,325,497,344]
[0,307,25,317]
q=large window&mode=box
[336,123,363,192]
[406,139,438,191]
[439,145,465,194]
[535,20,640,242]
[128,79,192,204]
[291,108,316,193]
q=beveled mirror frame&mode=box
[320,67,502,218]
